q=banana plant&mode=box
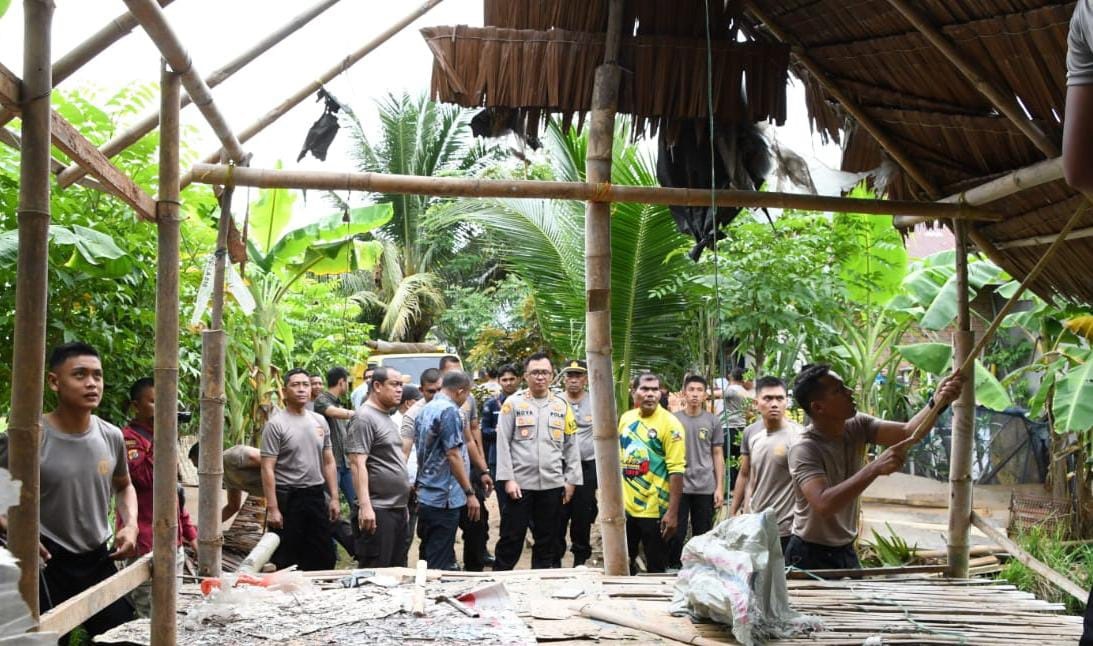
[212,183,392,440]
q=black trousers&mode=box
[626,514,669,574]
[397,489,419,568]
[418,503,461,570]
[351,505,408,568]
[784,535,860,571]
[270,485,336,571]
[40,536,134,643]
[668,492,715,568]
[558,460,598,566]
[726,426,743,490]
[459,480,489,571]
[495,487,563,570]
[1082,587,1093,646]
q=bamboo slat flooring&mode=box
[99,568,1083,644]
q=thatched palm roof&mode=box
[422,0,1093,305]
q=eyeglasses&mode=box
[527,370,553,378]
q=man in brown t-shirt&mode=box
[731,376,799,553]
[786,364,962,570]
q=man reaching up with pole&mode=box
[786,364,962,571]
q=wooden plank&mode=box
[786,564,947,579]
[39,554,152,637]
[0,61,156,220]
[47,110,157,220]
[971,511,1088,603]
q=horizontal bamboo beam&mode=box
[742,0,942,200]
[179,0,446,189]
[0,0,178,130]
[971,511,1087,603]
[0,62,157,219]
[885,0,1059,158]
[995,225,1093,250]
[56,0,341,189]
[122,0,247,163]
[39,554,152,637]
[188,163,1003,220]
[896,157,1064,228]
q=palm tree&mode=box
[340,92,496,341]
[443,120,700,403]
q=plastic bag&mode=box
[670,509,822,645]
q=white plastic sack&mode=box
[670,509,822,645]
[0,468,58,644]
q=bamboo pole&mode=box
[971,511,1088,603]
[7,0,53,618]
[995,225,1093,250]
[577,603,721,645]
[186,163,1000,221]
[173,0,450,189]
[896,157,1065,228]
[0,0,177,130]
[946,219,974,579]
[742,0,941,200]
[151,59,181,645]
[586,0,627,578]
[196,184,233,578]
[121,0,247,163]
[885,0,1059,159]
[57,0,341,189]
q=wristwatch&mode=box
[463,487,475,496]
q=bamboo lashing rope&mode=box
[893,198,1092,454]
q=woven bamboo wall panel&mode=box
[422,26,789,127]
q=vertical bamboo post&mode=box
[8,0,53,617]
[151,59,181,645]
[587,0,628,576]
[946,219,975,578]
[196,186,232,577]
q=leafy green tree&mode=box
[341,92,497,341]
[444,120,698,404]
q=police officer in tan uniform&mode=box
[494,352,582,570]
[556,359,597,567]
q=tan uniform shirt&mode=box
[496,391,583,490]
[787,414,879,546]
[741,420,800,536]
[566,393,595,462]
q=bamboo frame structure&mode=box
[122,0,247,164]
[586,0,627,578]
[996,225,1093,249]
[151,60,182,645]
[186,163,1000,220]
[946,220,975,579]
[56,0,342,189]
[7,0,53,617]
[38,554,152,636]
[196,187,232,578]
[972,511,1088,603]
[178,0,447,189]
[0,0,177,130]
[885,0,1059,159]
[742,0,942,200]
[0,62,158,220]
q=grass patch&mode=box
[996,526,1093,614]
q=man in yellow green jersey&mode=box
[618,372,686,573]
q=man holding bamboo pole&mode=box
[785,364,962,570]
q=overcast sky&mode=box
[0,1,844,210]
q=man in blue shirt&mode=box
[414,370,479,569]
[481,364,521,480]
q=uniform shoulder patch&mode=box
[501,402,512,414]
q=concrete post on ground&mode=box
[946,219,975,578]
[586,0,628,577]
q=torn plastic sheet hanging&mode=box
[670,509,822,645]
[0,468,58,644]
